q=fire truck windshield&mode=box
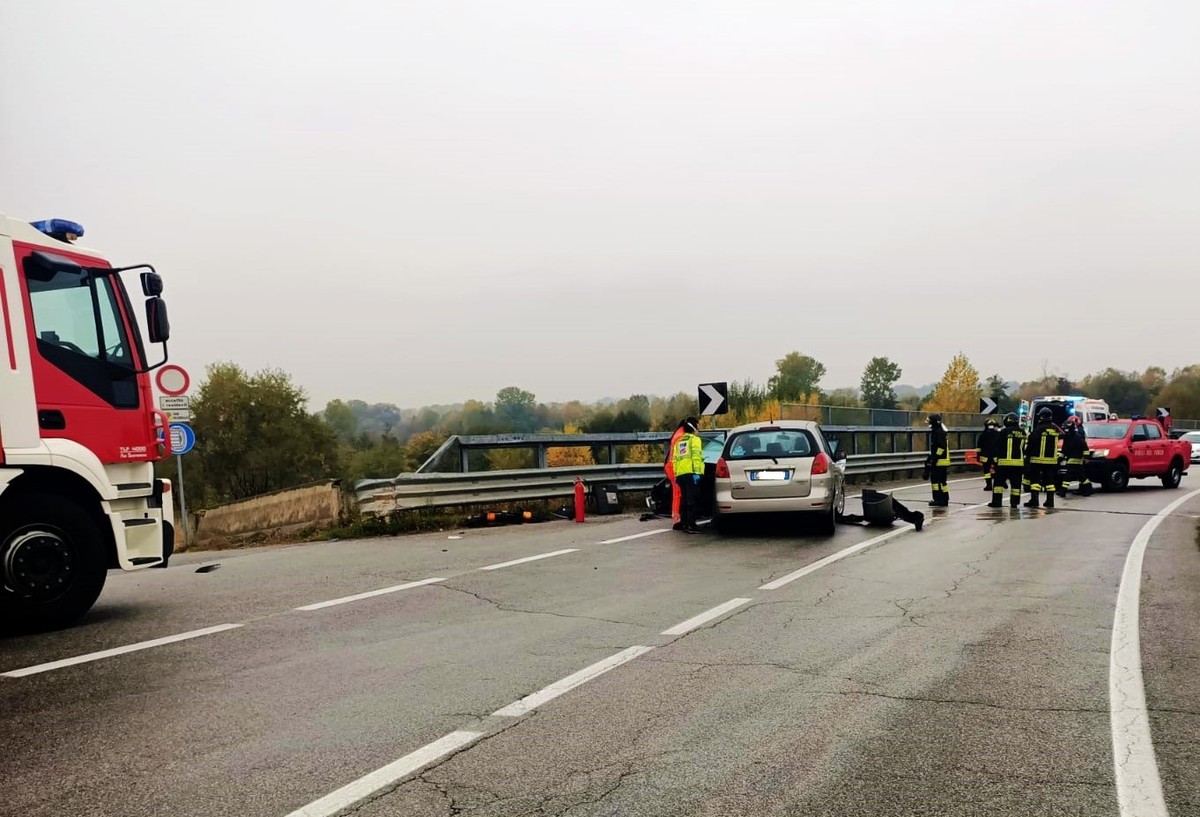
[27,266,134,369]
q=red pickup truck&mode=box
[1083,419,1192,491]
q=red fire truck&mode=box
[1,215,174,630]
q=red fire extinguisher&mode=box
[574,478,586,523]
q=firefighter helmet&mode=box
[1003,412,1019,427]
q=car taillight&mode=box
[716,458,730,478]
[811,452,829,475]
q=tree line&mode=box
[169,357,1200,510]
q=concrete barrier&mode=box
[189,480,345,548]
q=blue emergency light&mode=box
[30,219,85,241]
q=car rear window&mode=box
[725,429,817,459]
[1084,422,1130,440]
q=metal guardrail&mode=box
[356,450,975,516]
[413,426,982,474]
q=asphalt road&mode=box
[2,476,1198,817]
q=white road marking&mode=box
[598,529,671,545]
[759,502,987,590]
[1,623,243,678]
[492,645,653,717]
[1110,487,1200,817]
[479,549,578,571]
[847,476,981,500]
[758,529,913,590]
[294,577,446,611]
[661,597,753,636]
[283,729,485,817]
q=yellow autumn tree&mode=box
[924,353,983,414]
[547,423,595,467]
[779,393,822,422]
[623,444,661,464]
[488,448,534,470]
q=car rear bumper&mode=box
[715,484,836,516]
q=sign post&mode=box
[168,422,196,549]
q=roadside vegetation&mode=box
[161,356,1200,514]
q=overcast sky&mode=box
[3,1,1198,409]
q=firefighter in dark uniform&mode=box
[1059,415,1093,496]
[976,418,1002,492]
[1024,407,1061,508]
[924,413,951,507]
[987,413,1026,508]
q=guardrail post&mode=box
[608,443,617,464]
[536,445,548,469]
[460,446,471,473]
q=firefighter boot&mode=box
[1010,493,1021,508]
[987,491,1003,509]
[1024,492,1040,509]
[1044,487,1055,509]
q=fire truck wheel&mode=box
[0,494,107,632]
[1161,460,1183,489]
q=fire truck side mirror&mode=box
[146,297,170,343]
[140,271,164,297]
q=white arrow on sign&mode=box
[980,397,998,415]
[700,383,727,416]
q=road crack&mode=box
[808,688,1107,714]
[435,583,650,630]
[890,596,928,627]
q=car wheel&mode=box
[1161,460,1183,489]
[1103,463,1129,492]
[814,491,838,537]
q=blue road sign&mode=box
[169,422,196,456]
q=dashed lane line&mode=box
[0,623,244,678]
[759,502,989,590]
[283,729,486,817]
[479,549,579,571]
[597,529,672,545]
[294,577,447,611]
[492,645,654,718]
[661,598,753,636]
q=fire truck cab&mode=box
[1,214,174,630]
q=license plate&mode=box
[750,470,790,481]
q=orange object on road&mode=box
[965,450,980,466]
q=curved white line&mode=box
[1110,487,1200,816]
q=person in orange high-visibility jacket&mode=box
[672,418,705,534]
[665,419,688,529]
